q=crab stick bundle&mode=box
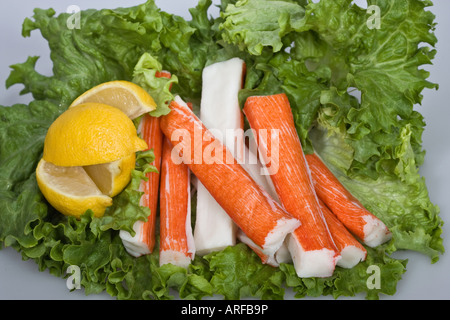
[318,199,367,268]
[243,93,340,278]
[120,71,171,257]
[194,58,246,255]
[160,96,300,261]
[305,153,392,247]
[159,136,195,268]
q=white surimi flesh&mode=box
[240,136,279,202]
[159,250,192,269]
[120,220,151,258]
[362,214,393,247]
[194,58,246,256]
[287,233,339,278]
[195,181,238,255]
[337,245,366,268]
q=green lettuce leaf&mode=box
[304,0,438,173]
[0,100,58,249]
[90,150,157,236]
[219,0,442,298]
[132,53,178,117]
[220,0,306,55]
[204,243,285,300]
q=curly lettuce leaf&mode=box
[0,100,58,250]
[304,0,438,173]
[220,0,306,55]
[10,0,219,109]
[1,0,170,248]
[204,243,285,300]
[132,53,178,117]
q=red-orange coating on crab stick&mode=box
[243,93,340,278]
[159,136,194,268]
[155,70,172,78]
[305,153,392,247]
[120,113,163,257]
[139,114,163,251]
[160,96,301,261]
[318,199,367,268]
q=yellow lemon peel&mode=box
[43,102,147,167]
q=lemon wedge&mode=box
[83,153,136,197]
[36,159,113,219]
[69,80,156,119]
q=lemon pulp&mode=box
[70,80,156,119]
[36,159,113,219]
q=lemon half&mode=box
[43,102,148,167]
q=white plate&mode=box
[0,0,449,300]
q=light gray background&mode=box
[0,0,449,300]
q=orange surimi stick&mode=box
[318,199,367,268]
[120,71,171,257]
[194,58,246,255]
[243,93,340,278]
[120,113,163,257]
[138,115,163,253]
[160,96,301,261]
[305,153,392,247]
[159,136,195,268]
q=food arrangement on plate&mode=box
[0,0,444,300]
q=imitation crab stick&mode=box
[194,58,246,255]
[305,153,392,247]
[160,95,301,261]
[120,113,163,257]
[243,93,340,278]
[120,71,170,257]
[318,199,367,268]
[159,136,195,268]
